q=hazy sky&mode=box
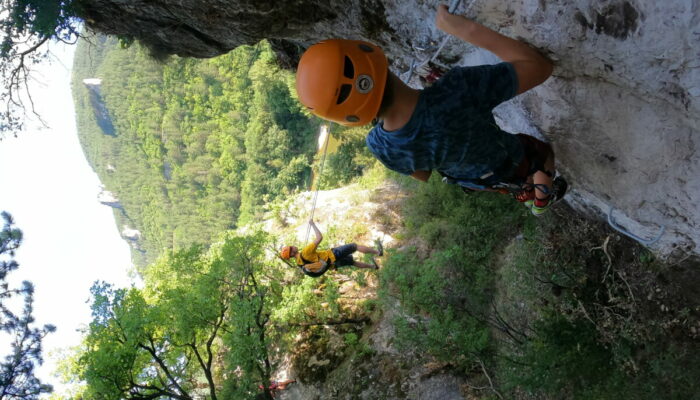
[0,41,134,393]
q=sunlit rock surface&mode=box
[97,186,121,209]
[121,226,141,241]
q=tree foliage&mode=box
[379,176,523,367]
[61,229,362,399]
[71,231,289,399]
[315,126,375,190]
[0,212,55,400]
[1,0,79,135]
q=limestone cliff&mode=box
[82,0,700,259]
[97,186,121,208]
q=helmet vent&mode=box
[337,84,352,104]
[358,44,373,53]
[343,56,354,79]
[346,115,360,123]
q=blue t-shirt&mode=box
[366,62,523,184]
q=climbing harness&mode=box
[607,206,665,246]
[298,253,330,277]
[304,123,333,244]
[440,172,553,198]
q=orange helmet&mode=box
[296,39,388,126]
[280,246,293,260]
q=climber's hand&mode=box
[435,4,473,38]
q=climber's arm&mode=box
[309,219,323,246]
[435,4,553,94]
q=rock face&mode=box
[97,186,122,209]
[478,0,699,260]
[121,226,141,241]
[83,0,699,258]
[121,225,146,255]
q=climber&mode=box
[295,4,567,215]
[280,219,383,277]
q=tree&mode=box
[1,0,79,135]
[75,231,285,400]
[0,211,55,399]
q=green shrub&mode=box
[344,332,359,346]
[379,175,524,368]
[505,313,620,395]
[500,208,700,400]
[507,315,700,400]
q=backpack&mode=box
[298,254,331,278]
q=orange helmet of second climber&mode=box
[296,39,388,126]
[280,246,293,260]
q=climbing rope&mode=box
[304,123,333,244]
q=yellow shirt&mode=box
[295,242,336,266]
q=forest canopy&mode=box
[72,35,375,266]
[72,36,367,265]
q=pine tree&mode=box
[0,212,55,400]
